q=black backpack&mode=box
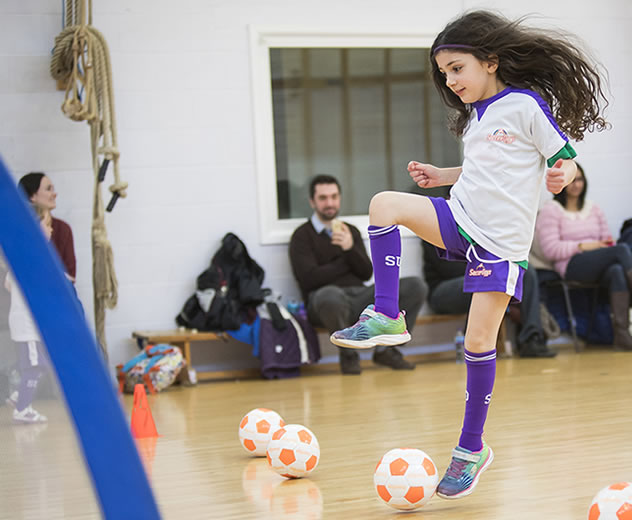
[176,233,265,331]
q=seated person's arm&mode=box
[289,233,351,294]
[596,204,614,245]
[536,202,585,261]
[342,224,373,281]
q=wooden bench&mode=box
[132,313,509,382]
[132,329,233,382]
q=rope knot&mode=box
[98,146,120,160]
[62,98,86,120]
[109,181,128,199]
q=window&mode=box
[250,28,461,244]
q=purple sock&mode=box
[368,225,400,318]
[458,348,496,452]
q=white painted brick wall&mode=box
[1,0,630,371]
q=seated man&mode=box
[289,175,426,374]
[422,239,557,358]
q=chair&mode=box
[539,271,601,352]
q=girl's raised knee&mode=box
[369,191,399,221]
[370,191,391,208]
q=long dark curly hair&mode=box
[430,10,610,140]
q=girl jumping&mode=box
[330,10,609,499]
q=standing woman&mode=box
[536,164,632,350]
[18,172,77,282]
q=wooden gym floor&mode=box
[1,347,631,519]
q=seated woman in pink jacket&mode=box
[536,163,632,350]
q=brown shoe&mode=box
[373,347,415,370]
[339,348,362,375]
[610,291,632,351]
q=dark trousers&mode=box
[15,341,48,412]
[565,244,632,292]
[428,267,544,345]
[307,277,426,339]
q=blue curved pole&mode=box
[0,157,161,519]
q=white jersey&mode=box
[447,87,571,262]
[5,272,41,342]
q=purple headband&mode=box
[432,44,475,55]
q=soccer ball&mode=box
[374,448,438,510]
[239,408,286,456]
[266,424,320,478]
[588,482,632,519]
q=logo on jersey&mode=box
[385,255,401,267]
[487,128,516,144]
[469,263,492,277]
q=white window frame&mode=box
[249,26,437,245]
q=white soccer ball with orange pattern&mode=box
[239,408,285,456]
[588,482,632,520]
[266,424,320,479]
[374,448,438,510]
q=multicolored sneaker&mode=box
[330,305,410,349]
[13,405,48,424]
[436,441,494,499]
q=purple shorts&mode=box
[429,197,524,302]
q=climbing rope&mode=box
[50,0,126,357]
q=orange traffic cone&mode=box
[130,384,159,438]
